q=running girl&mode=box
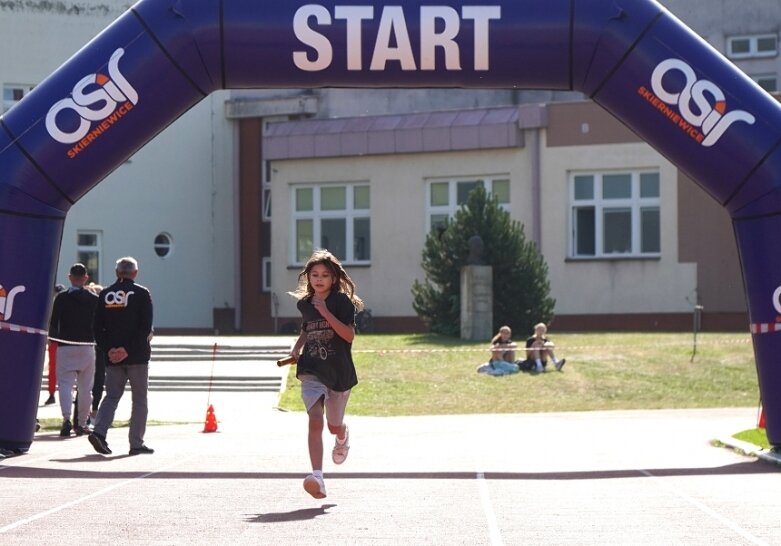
[287,249,364,499]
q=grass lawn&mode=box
[36,419,186,432]
[278,332,760,416]
[732,427,771,449]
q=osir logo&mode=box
[0,284,26,322]
[104,290,134,308]
[638,58,755,147]
[45,48,138,149]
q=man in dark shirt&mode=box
[88,256,154,456]
[49,264,98,437]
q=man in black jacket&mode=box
[88,257,154,456]
[49,263,98,437]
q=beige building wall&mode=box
[540,139,697,316]
[270,148,530,320]
[678,173,747,316]
[268,101,733,328]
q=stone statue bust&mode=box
[467,235,485,265]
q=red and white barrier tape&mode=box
[0,321,48,336]
[0,322,95,345]
[47,338,96,346]
[750,322,781,335]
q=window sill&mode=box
[728,52,778,60]
[565,255,661,263]
[287,262,371,269]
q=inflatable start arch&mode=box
[2,0,781,451]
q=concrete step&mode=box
[150,344,289,362]
[42,339,292,392]
[42,375,284,393]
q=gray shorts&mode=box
[299,374,351,427]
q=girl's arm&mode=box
[291,330,306,358]
[312,297,355,343]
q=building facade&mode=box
[2,0,778,332]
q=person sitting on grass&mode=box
[524,322,566,373]
[489,325,518,364]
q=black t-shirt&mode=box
[295,291,357,392]
[526,335,550,362]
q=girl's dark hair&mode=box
[289,249,364,310]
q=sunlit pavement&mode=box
[4,337,779,545]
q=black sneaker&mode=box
[59,420,72,437]
[88,433,112,455]
[44,394,56,405]
[129,445,154,455]
[555,358,567,371]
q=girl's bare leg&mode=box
[307,398,325,470]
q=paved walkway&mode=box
[4,337,780,545]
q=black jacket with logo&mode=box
[93,278,153,365]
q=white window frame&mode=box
[262,116,289,222]
[751,73,778,93]
[727,34,778,59]
[3,83,35,113]
[568,170,661,259]
[262,257,272,292]
[76,230,102,284]
[425,175,511,233]
[290,182,371,265]
[262,161,272,221]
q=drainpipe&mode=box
[519,104,547,250]
[530,127,542,249]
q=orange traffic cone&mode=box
[203,404,218,433]
[758,406,766,429]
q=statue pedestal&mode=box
[460,265,493,340]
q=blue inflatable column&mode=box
[732,215,781,447]
[0,211,64,451]
[0,1,219,451]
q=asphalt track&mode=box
[3,337,780,545]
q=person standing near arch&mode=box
[88,257,154,456]
[44,283,67,406]
[48,264,98,437]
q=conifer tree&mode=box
[412,186,555,336]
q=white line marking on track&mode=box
[0,447,79,473]
[638,469,770,546]
[476,470,504,546]
[0,455,195,534]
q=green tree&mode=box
[411,186,555,337]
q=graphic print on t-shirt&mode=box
[305,319,336,360]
